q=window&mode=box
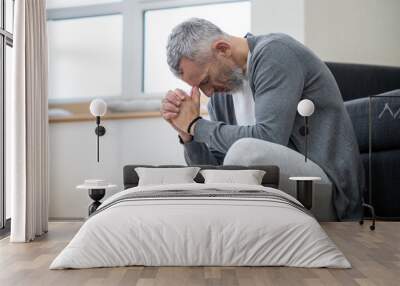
[47,14,123,101]
[47,0,251,104]
[143,1,251,94]
[1,0,14,232]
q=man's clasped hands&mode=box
[160,87,201,143]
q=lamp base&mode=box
[88,188,106,215]
[298,126,309,136]
[95,126,106,136]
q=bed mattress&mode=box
[50,183,350,269]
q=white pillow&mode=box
[135,167,200,186]
[200,169,266,185]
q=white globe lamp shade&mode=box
[90,99,107,117]
[297,99,315,117]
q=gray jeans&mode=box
[223,138,337,221]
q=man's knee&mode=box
[224,138,268,165]
[227,138,255,154]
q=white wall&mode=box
[305,0,400,66]
[252,0,400,66]
[251,0,305,43]
[49,118,185,219]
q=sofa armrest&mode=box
[345,90,400,152]
[325,62,400,101]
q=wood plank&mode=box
[0,221,399,286]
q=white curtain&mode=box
[9,0,49,242]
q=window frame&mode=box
[46,0,251,104]
[0,0,14,232]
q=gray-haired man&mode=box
[160,18,365,221]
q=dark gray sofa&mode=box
[326,62,400,219]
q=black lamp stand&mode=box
[299,116,310,162]
[304,116,309,162]
[94,116,106,162]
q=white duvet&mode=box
[50,183,350,269]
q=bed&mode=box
[50,165,350,269]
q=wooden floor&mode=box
[0,221,399,286]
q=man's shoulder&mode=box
[249,33,294,44]
[248,33,304,59]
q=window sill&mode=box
[49,101,164,123]
[49,111,163,123]
[49,100,208,123]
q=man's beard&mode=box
[220,66,245,94]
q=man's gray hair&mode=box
[166,18,228,77]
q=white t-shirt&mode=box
[231,51,256,126]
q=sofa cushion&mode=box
[345,89,400,152]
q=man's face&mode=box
[179,55,244,97]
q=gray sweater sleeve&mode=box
[192,41,304,153]
[182,101,225,165]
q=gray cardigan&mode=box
[182,33,364,220]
